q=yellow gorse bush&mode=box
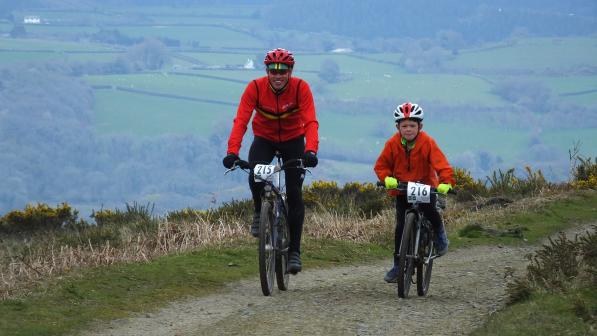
[453,167,487,201]
[0,202,78,233]
[571,156,597,190]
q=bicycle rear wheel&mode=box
[397,212,416,298]
[258,201,275,296]
[275,199,290,290]
[416,222,434,296]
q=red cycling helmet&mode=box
[394,102,424,123]
[264,48,295,67]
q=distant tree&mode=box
[10,24,26,38]
[400,44,452,73]
[126,38,170,70]
[492,80,553,113]
[318,59,340,83]
[90,29,140,46]
[436,30,466,54]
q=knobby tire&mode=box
[275,199,290,290]
[397,212,416,298]
[416,220,434,296]
[259,201,275,296]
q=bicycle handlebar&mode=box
[376,181,456,195]
[226,157,306,174]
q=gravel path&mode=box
[84,224,594,336]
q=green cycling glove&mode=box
[437,183,452,194]
[384,176,398,189]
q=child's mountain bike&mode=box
[225,152,305,296]
[379,181,455,298]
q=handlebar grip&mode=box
[376,181,384,187]
[235,159,250,169]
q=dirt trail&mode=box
[84,225,594,336]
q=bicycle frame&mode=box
[225,152,305,295]
[404,205,438,266]
[378,180,455,298]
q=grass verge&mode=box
[449,190,597,249]
[0,240,391,336]
[471,287,597,336]
[1,190,595,335]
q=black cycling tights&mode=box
[248,136,306,254]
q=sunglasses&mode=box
[268,69,289,75]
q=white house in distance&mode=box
[243,58,255,69]
[23,16,41,24]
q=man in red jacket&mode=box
[222,48,319,274]
[374,102,454,283]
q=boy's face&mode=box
[396,119,421,141]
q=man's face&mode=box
[267,65,291,91]
[397,119,421,141]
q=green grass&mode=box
[0,192,595,335]
[87,72,245,101]
[92,89,232,136]
[447,37,597,72]
[0,50,122,64]
[300,53,404,74]
[450,190,597,249]
[0,37,119,52]
[329,72,504,104]
[0,50,61,63]
[471,287,597,336]
[0,240,390,336]
[115,25,261,47]
[24,25,100,36]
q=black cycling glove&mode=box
[222,153,240,169]
[303,151,318,168]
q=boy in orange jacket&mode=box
[374,102,455,283]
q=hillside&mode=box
[1,2,596,215]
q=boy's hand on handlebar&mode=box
[222,153,240,169]
[303,151,318,168]
[384,176,398,189]
[437,183,452,194]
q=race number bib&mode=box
[407,182,431,203]
[254,164,278,183]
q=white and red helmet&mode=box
[393,102,424,123]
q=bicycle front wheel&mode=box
[416,221,434,296]
[275,199,290,290]
[397,212,416,298]
[259,201,275,296]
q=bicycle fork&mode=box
[273,199,289,255]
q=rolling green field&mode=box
[92,89,230,136]
[87,72,246,102]
[446,37,597,71]
[2,6,596,177]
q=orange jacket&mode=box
[374,131,455,196]
[226,76,319,155]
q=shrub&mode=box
[91,202,156,229]
[453,167,487,201]
[485,167,551,197]
[304,180,390,218]
[514,166,552,196]
[166,199,253,223]
[486,168,518,195]
[571,156,597,189]
[0,203,79,234]
[507,227,597,304]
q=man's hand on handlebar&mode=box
[223,153,250,169]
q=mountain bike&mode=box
[378,181,455,298]
[225,153,305,296]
